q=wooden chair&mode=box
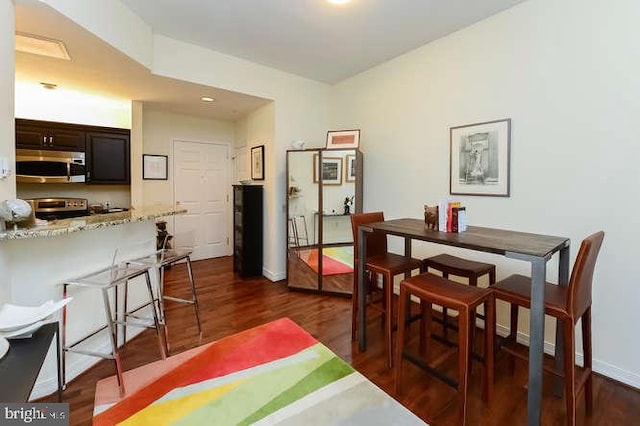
[351,212,423,369]
[423,253,496,339]
[395,272,495,425]
[492,231,604,426]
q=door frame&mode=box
[172,138,233,257]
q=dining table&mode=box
[356,218,570,426]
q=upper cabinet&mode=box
[85,131,131,184]
[15,119,131,185]
[16,119,85,151]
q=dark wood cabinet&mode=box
[233,185,263,277]
[86,131,130,184]
[15,119,131,185]
[16,119,85,151]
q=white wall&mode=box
[330,0,640,387]
[140,108,235,206]
[0,0,15,305]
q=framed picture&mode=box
[345,154,356,182]
[251,145,265,180]
[326,129,360,150]
[142,154,168,180]
[450,118,511,197]
[313,154,342,185]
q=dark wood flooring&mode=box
[40,257,640,425]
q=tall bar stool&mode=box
[423,254,496,339]
[492,231,604,425]
[351,212,424,369]
[61,245,167,396]
[127,234,202,353]
[395,272,495,425]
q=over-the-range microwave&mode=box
[15,149,86,183]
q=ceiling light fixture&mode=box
[40,82,58,90]
[15,32,71,60]
[201,96,215,102]
[328,0,351,4]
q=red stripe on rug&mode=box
[94,318,317,426]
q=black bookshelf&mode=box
[233,185,263,277]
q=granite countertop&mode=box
[0,205,187,241]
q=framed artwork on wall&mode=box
[142,154,168,180]
[313,154,342,185]
[450,118,511,197]
[326,129,360,150]
[251,145,265,180]
[345,154,356,182]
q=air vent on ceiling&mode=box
[15,32,71,60]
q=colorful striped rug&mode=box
[93,318,426,425]
[298,246,354,276]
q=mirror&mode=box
[286,149,362,295]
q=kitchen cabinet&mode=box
[16,119,85,151]
[286,149,363,295]
[233,185,263,277]
[86,131,130,184]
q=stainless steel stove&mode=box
[26,197,88,220]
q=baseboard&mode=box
[263,268,285,282]
[495,323,640,389]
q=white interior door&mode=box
[173,140,230,260]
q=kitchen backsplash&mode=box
[17,183,131,208]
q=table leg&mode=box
[527,258,547,426]
[357,225,368,352]
[553,244,571,396]
[404,237,412,324]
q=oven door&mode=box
[16,149,86,183]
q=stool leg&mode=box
[458,307,470,425]
[101,288,125,396]
[482,295,495,404]
[394,285,409,395]
[563,319,576,426]
[384,272,394,369]
[157,265,170,353]
[122,279,128,346]
[508,303,519,375]
[61,283,69,390]
[144,271,167,359]
[186,257,203,339]
[582,307,593,415]
[351,263,358,342]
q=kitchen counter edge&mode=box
[0,206,187,241]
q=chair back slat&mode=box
[568,231,605,318]
[351,212,387,260]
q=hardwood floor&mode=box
[40,257,640,425]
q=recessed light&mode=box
[328,0,351,4]
[201,96,215,102]
[40,82,58,90]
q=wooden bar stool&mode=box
[395,272,495,425]
[351,212,424,369]
[492,231,604,426]
[423,254,496,339]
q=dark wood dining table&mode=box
[356,218,570,426]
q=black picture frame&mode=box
[450,118,511,197]
[142,154,168,180]
[251,145,265,180]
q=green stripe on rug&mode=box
[238,355,354,425]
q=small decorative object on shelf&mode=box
[343,195,354,215]
[424,205,438,230]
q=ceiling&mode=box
[14,0,527,121]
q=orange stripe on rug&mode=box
[93,318,317,426]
